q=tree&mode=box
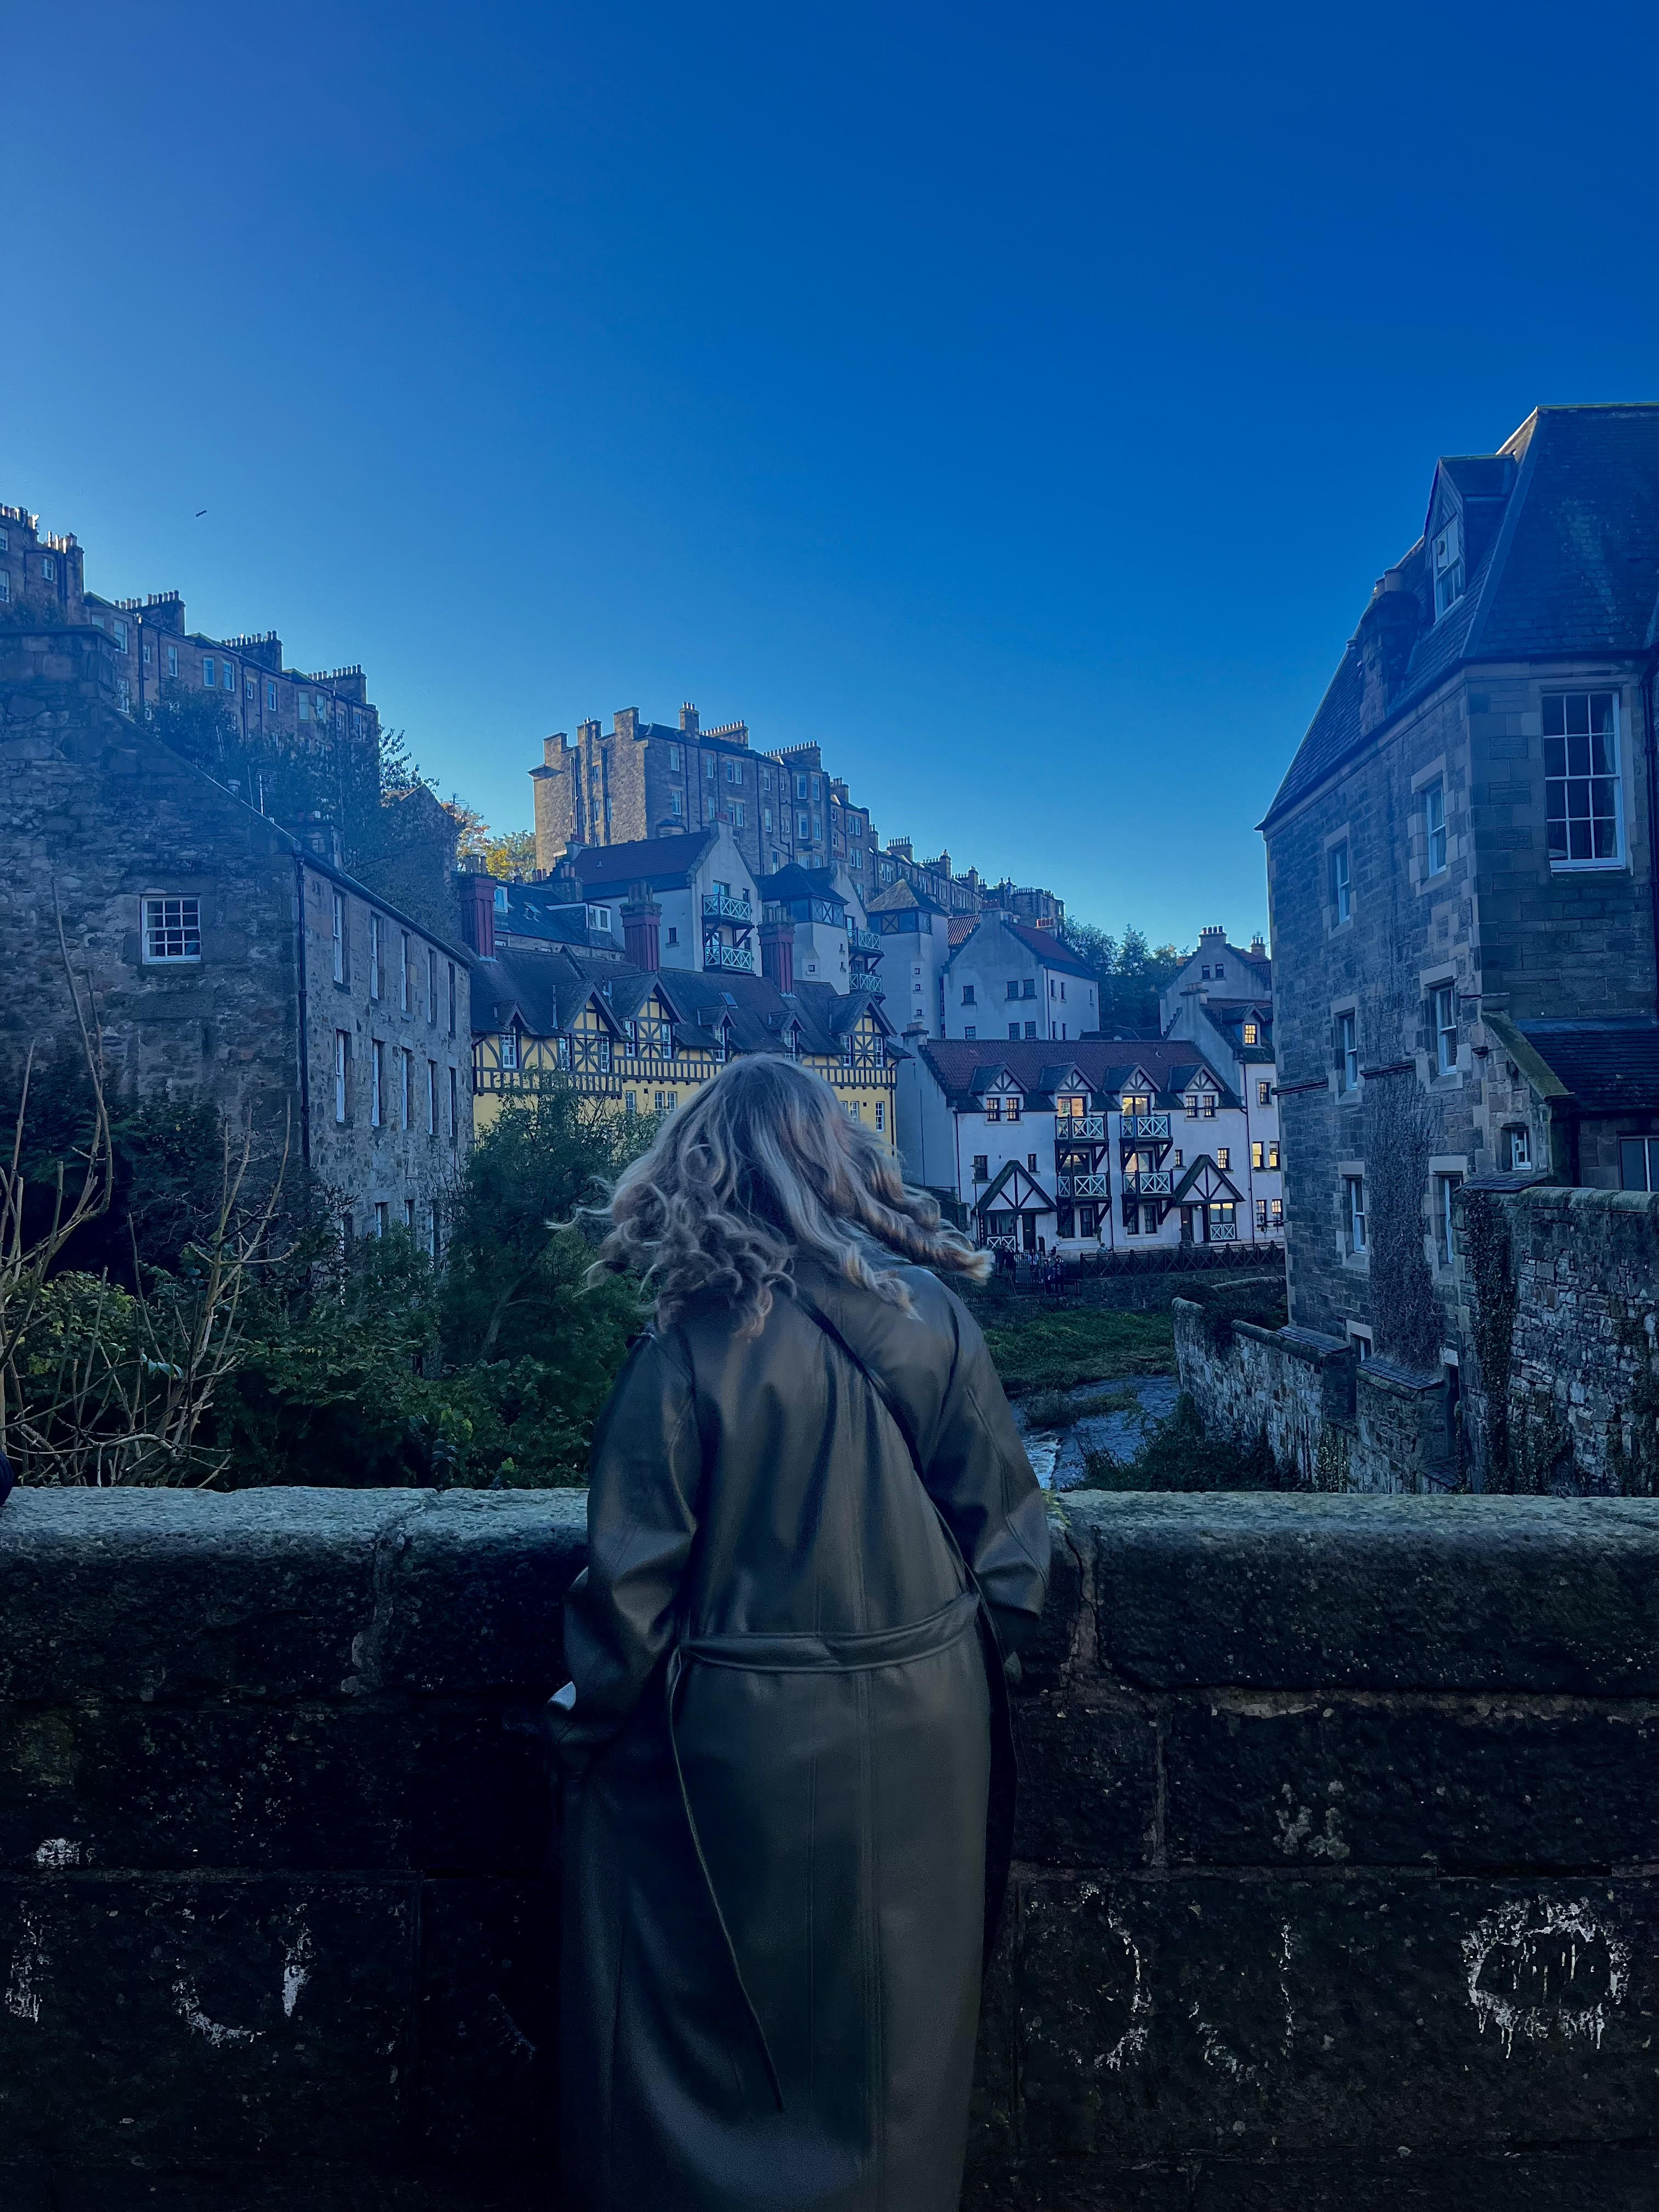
[445,803,537,880]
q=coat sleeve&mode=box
[545,1328,703,1773]
[921,1290,1051,1659]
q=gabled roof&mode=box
[918,1038,1239,1112]
[1265,404,1659,829]
[758,862,844,906]
[866,878,947,917]
[947,913,978,947]
[950,914,1097,979]
[1171,1153,1244,1205]
[974,1160,1056,1215]
[570,831,717,890]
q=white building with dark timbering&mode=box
[896,1038,1284,1255]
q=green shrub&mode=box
[1082,1391,1280,1492]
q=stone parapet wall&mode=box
[1456,1184,1659,1494]
[4,1487,1658,2208]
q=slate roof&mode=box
[950,915,1097,978]
[918,1037,1237,1111]
[757,862,844,907]
[472,944,898,1063]
[1264,405,1659,828]
[1517,1019,1659,1113]
[570,831,716,891]
[866,878,947,917]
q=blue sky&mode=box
[8,1,1659,946]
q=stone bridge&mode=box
[2,1487,1657,2208]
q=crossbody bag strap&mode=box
[791,1284,1007,1665]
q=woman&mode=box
[549,1054,1050,2212]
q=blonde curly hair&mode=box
[591,1053,989,1333]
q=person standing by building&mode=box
[548,1056,1049,2210]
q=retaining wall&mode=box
[3,1487,1659,2208]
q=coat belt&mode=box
[679,1588,979,1674]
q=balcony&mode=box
[1207,1220,1239,1243]
[1057,1173,1111,1200]
[703,941,755,974]
[1056,1114,1105,1139]
[1122,1170,1173,1198]
[1125,1112,1171,1142]
[849,926,880,953]
[702,892,753,924]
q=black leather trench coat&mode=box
[548,1255,1050,2212]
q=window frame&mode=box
[1344,1173,1367,1255]
[1432,983,1458,1077]
[1543,689,1625,871]
[140,894,202,966]
[1337,1009,1359,1094]
[1424,780,1448,878]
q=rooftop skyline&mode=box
[11,0,1659,944]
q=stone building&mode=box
[528,699,1066,939]
[897,1037,1282,1254]
[1263,404,1659,1378]
[0,504,386,771]
[2,621,472,1248]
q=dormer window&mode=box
[1432,515,1464,619]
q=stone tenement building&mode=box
[529,701,1065,935]
[1263,403,1659,1374]
[1,515,473,1245]
[0,504,383,765]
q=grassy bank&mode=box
[962,1289,1176,1397]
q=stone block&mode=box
[414,1878,560,2163]
[1076,1494,1659,1692]
[0,1489,422,1702]
[0,1875,415,2162]
[1193,2148,1659,2209]
[373,1492,587,1696]
[0,1698,555,1877]
[1012,1871,1659,2163]
[1164,1694,1659,1870]
[1013,1693,1159,1869]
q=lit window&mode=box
[1329,841,1351,924]
[1424,782,1448,876]
[142,895,201,963]
[1544,692,1621,865]
[1268,1141,1280,1170]
[1258,1080,1272,1106]
[1345,1176,1367,1254]
[1432,984,1458,1076]
[1216,1148,1231,1170]
[1243,1022,1259,1045]
[985,1098,1001,1122]
[1252,1142,1265,1171]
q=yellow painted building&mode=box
[471,961,900,1147]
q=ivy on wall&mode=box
[1460,1192,1516,1487]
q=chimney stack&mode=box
[458,872,496,960]
[622,883,661,971]
[680,703,699,735]
[1355,569,1420,737]
[760,918,794,992]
